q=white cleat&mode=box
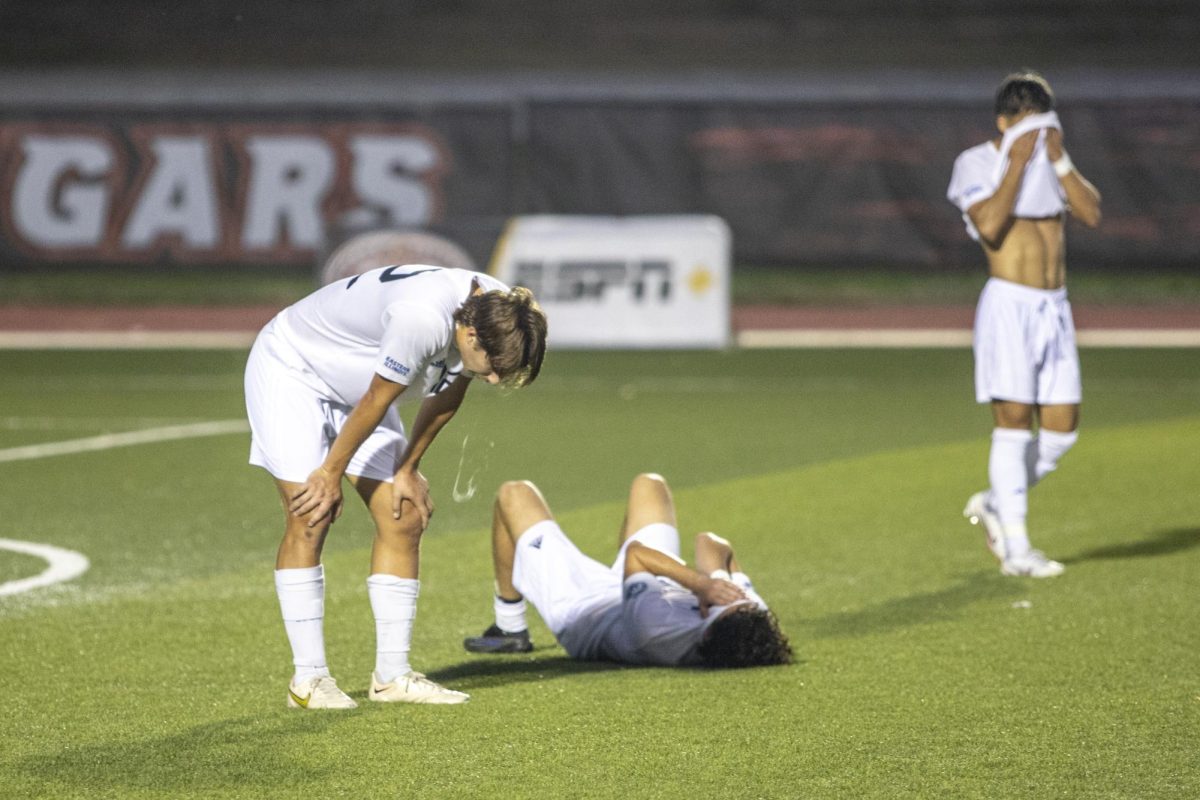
[963,491,1006,562]
[1001,550,1065,578]
[368,671,470,705]
[287,675,358,709]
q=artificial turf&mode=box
[1,347,1197,798]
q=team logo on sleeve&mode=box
[383,357,411,377]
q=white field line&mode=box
[1074,329,1200,347]
[1,416,213,431]
[736,328,1200,349]
[0,419,249,463]
[0,328,1194,350]
[0,419,247,597]
[0,538,90,597]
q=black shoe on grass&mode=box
[463,624,533,653]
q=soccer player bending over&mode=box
[245,265,546,708]
[463,473,792,668]
[946,70,1101,577]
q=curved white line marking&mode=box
[0,538,90,597]
[0,419,249,464]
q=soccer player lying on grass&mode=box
[463,473,792,668]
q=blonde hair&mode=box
[454,287,547,388]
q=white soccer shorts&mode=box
[244,321,406,483]
[511,520,679,637]
[973,278,1082,406]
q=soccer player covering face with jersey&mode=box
[244,265,547,708]
[946,71,1101,578]
[463,473,792,669]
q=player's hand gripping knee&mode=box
[291,467,344,527]
[392,467,433,529]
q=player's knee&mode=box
[496,479,539,510]
[282,518,330,549]
[991,400,1034,429]
[631,472,669,497]
[375,511,424,547]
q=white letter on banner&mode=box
[122,137,220,249]
[241,137,334,250]
[349,136,436,226]
[12,136,112,248]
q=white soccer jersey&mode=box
[601,574,763,666]
[556,576,710,665]
[562,573,765,666]
[512,520,769,666]
[272,266,508,406]
[947,138,1065,241]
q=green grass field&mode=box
[1,347,1197,799]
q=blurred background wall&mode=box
[0,0,1196,274]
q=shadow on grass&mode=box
[804,574,1018,639]
[16,712,343,795]
[1062,527,1200,565]
[423,651,627,691]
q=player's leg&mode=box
[965,280,1033,567]
[1031,404,1079,486]
[995,295,1080,577]
[988,400,1037,557]
[618,472,677,544]
[610,473,683,577]
[1030,289,1082,488]
[987,402,1065,577]
[271,478,357,709]
[247,333,356,709]
[275,478,333,569]
[493,480,554,596]
[464,480,552,653]
[351,475,468,704]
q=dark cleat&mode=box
[463,624,533,653]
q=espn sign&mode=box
[489,215,730,349]
[0,121,449,263]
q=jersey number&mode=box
[345,266,441,289]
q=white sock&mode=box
[1001,521,1032,559]
[989,428,1034,556]
[367,574,419,683]
[493,594,528,634]
[1031,429,1078,486]
[274,565,330,684]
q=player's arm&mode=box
[623,541,745,616]
[967,130,1039,248]
[391,373,472,526]
[693,532,739,576]
[290,373,408,526]
[1044,128,1102,228]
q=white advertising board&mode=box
[488,215,730,349]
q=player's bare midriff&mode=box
[982,216,1067,289]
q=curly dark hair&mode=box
[696,606,793,669]
[994,70,1055,117]
[453,286,548,388]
